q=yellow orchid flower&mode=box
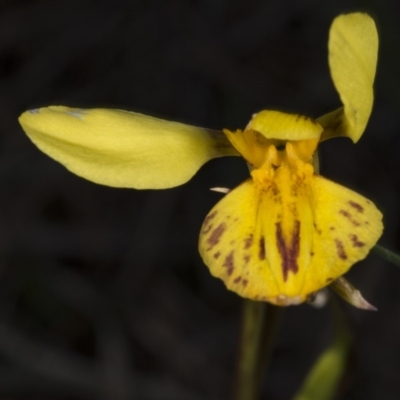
[18,13,382,306]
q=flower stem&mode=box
[373,244,400,268]
[234,300,283,400]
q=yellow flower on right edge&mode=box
[198,13,383,306]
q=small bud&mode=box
[330,277,377,311]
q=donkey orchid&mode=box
[19,13,382,306]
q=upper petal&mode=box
[319,13,378,143]
[19,106,237,189]
[248,110,323,141]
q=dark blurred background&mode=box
[1,0,400,399]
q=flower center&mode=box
[223,110,323,170]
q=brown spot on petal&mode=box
[213,251,221,259]
[339,210,360,226]
[259,236,266,260]
[335,239,347,260]
[243,255,251,264]
[202,211,218,234]
[242,279,248,287]
[207,223,226,249]
[271,184,279,197]
[276,221,300,281]
[202,224,213,234]
[350,234,365,247]
[244,234,253,250]
[233,276,242,284]
[314,223,322,235]
[223,251,235,276]
[203,211,217,225]
[348,201,364,213]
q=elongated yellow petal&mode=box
[19,106,237,189]
[319,13,378,142]
[198,167,382,306]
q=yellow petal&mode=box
[19,106,237,189]
[319,13,378,142]
[198,164,382,306]
[247,110,323,141]
[223,110,322,168]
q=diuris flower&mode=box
[18,13,383,306]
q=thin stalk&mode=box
[373,244,400,268]
[234,301,283,400]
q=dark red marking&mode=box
[202,211,218,234]
[350,234,365,247]
[314,223,322,235]
[259,236,266,260]
[244,234,253,250]
[275,221,300,281]
[203,211,217,225]
[335,239,347,260]
[243,255,251,264]
[339,210,360,226]
[348,201,364,213]
[213,251,221,259]
[223,251,235,276]
[233,276,242,284]
[242,279,248,287]
[271,184,279,197]
[206,223,226,249]
[202,224,213,234]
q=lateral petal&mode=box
[306,175,383,294]
[19,106,237,189]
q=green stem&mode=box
[234,300,283,400]
[373,244,400,268]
